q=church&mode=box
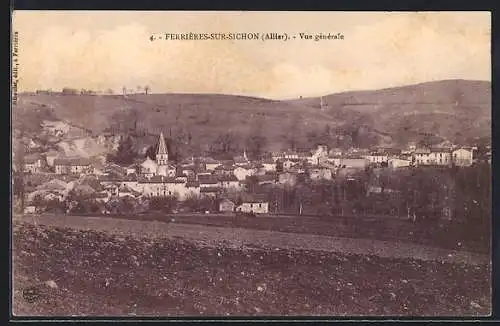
[140,132,176,178]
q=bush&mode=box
[148,196,178,213]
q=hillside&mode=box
[13,79,491,158]
[291,79,491,146]
[14,93,339,154]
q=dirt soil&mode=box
[12,216,491,317]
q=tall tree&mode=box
[108,135,136,165]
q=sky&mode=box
[12,11,491,99]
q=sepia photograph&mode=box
[11,11,491,317]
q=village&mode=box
[15,128,490,220]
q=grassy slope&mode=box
[290,79,491,146]
[14,79,491,151]
[16,93,335,152]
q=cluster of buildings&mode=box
[19,131,484,215]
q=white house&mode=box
[24,206,37,214]
[413,148,451,166]
[233,165,256,181]
[54,158,93,175]
[388,158,411,169]
[203,158,221,171]
[126,164,137,175]
[236,201,269,214]
[283,151,300,160]
[308,145,329,165]
[261,159,277,172]
[452,148,474,167]
[24,156,45,173]
[219,198,236,213]
[139,176,199,200]
[365,153,389,165]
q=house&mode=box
[413,148,431,165]
[196,170,212,179]
[388,157,411,169]
[28,138,41,150]
[278,172,297,187]
[413,148,451,166]
[236,199,269,214]
[200,186,219,198]
[261,159,277,172]
[24,205,37,214]
[233,152,249,166]
[93,191,110,203]
[105,163,127,177]
[175,174,188,183]
[308,145,329,165]
[54,158,93,175]
[256,173,277,186]
[217,175,240,190]
[309,167,333,180]
[24,156,45,173]
[45,151,60,167]
[117,185,141,198]
[338,158,369,169]
[181,167,196,178]
[234,165,256,181]
[282,159,299,171]
[214,164,236,177]
[203,157,221,171]
[452,148,474,167]
[430,149,452,166]
[179,157,196,168]
[126,164,137,175]
[198,175,219,188]
[219,198,236,213]
[365,153,389,165]
[271,151,284,162]
[118,174,143,193]
[139,175,199,200]
[329,148,343,157]
[92,161,106,176]
[283,150,300,160]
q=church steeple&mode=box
[156,131,168,166]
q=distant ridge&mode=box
[14,79,491,151]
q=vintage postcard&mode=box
[11,11,491,318]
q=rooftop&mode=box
[54,157,92,166]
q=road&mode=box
[15,214,489,266]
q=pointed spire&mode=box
[157,131,168,156]
[243,149,248,161]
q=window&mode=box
[259,203,262,208]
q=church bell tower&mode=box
[156,131,169,166]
